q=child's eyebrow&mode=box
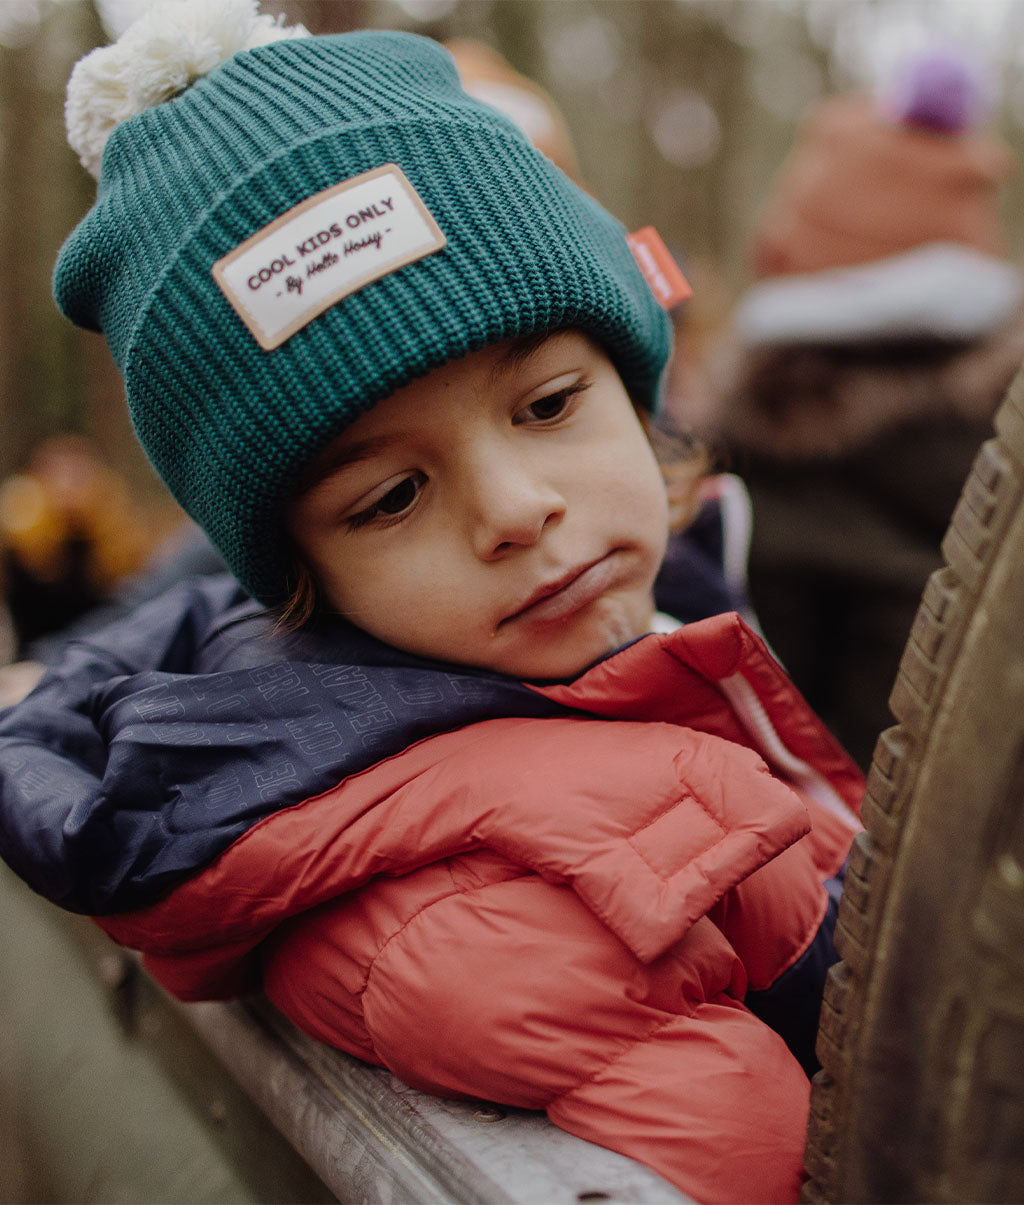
[297,434,398,494]
[486,330,556,384]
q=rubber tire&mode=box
[802,366,1024,1203]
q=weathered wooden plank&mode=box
[177,994,693,1205]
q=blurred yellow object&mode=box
[0,436,155,592]
[0,475,67,582]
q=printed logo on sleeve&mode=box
[212,164,447,350]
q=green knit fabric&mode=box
[54,31,671,604]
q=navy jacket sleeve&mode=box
[0,575,247,910]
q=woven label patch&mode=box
[212,164,447,350]
[626,226,692,310]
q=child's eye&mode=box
[346,471,426,530]
[515,380,588,426]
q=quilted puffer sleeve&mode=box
[452,716,814,963]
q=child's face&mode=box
[287,331,670,679]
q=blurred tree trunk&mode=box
[0,1,132,482]
[0,5,186,503]
[0,24,51,478]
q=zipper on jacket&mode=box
[717,671,860,829]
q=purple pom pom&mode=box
[886,48,990,134]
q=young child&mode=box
[0,4,863,1200]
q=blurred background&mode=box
[4,0,1024,490]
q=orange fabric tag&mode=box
[626,227,692,310]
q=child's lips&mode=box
[500,554,621,627]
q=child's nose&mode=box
[468,460,566,560]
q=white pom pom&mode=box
[66,0,309,179]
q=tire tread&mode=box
[802,367,1024,1201]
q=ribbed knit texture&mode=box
[54,31,670,603]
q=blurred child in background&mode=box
[699,49,1023,768]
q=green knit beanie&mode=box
[54,6,672,604]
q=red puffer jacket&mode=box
[86,606,861,1204]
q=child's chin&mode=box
[440,601,655,680]
[491,630,639,682]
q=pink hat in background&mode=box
[750,49,1016,280]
